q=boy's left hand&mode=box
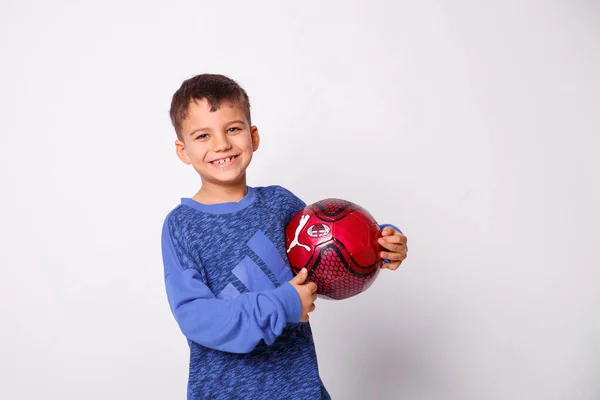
[378,227,408,270]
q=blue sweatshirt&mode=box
[161,186,331,399]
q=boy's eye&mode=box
[228,127,241,133]
[196,133,209,140]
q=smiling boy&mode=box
[161,74,408,399]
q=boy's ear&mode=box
[250,126,260,151]
[175,140,192,165]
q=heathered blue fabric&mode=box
[161,185,331,400]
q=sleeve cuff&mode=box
[380,223,402,234]
[272,282,302,323]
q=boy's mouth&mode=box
[210,155,238,165]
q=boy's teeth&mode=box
[214,157,233,164]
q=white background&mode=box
[1,1,599,399]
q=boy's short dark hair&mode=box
[169,74,252,140]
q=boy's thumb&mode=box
[290,268,308,284]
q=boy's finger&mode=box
[380,251,406,261]
[378,240,403,253]
[290,268,308,284]
[382,261,402,270]
[379,235,407,245]
[307,282,318,293]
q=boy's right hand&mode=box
[289,268,317,322]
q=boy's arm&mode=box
[162,220,302,354]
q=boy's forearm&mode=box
[162,220,301,354]
[165,271,301,353]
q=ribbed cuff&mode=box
[272,282,302,323]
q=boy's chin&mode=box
[201,175,247,187]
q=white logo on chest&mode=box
[287,214,311,253]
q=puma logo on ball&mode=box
[287,214,311,253]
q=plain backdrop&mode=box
[1,1,599,399]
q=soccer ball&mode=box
[285,198,383,300]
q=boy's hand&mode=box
[378,227,408,270]
[289,268,317,322]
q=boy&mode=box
[161,74,408,399]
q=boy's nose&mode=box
[213,135,232,151]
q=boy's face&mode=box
[176,98,259,188]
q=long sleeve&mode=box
[161,219,301,354]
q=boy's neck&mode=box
[192,180,248,205]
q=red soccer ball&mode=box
[285,198,384,300]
